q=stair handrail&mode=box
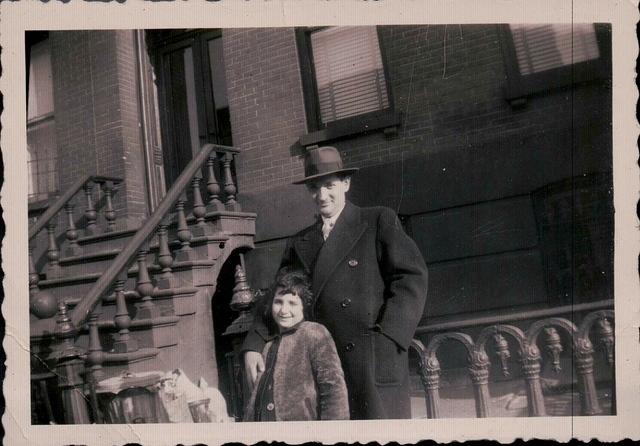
[28,174,123,240]
[71,143,239,328]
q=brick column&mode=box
[50,30,149,229]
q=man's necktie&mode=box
[322,220,334,241]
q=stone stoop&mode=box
[30,211,256,386]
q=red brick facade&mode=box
[50,30,148,227]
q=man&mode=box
[243,146,428,420]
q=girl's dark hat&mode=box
[293,146,359,184]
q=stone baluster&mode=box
[86,310,105,383]
[574,338,603,415]
[52,301,91,424]
[113,274,138,353]
[85,309,105,423]
[421,355,441,419]
[222,152,240,211]
[102,181,117,232]
[521,344,547,416]
[206,153,224,211]
[469,350,491,418]
[155,221,177,289]
[64,202,81,256]
[136,244,157,318]
[84,181,98,236]
[175,193,194,261]
[191,175,207,235]
[45,216,62,279]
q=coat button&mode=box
[348,259,358,267]
[345,342,355,352]
[340,298,351,308]
[266,403,275,411]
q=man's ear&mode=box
[343,176,351,192]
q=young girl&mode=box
[244,268,349,421]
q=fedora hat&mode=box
[293,146,359,184]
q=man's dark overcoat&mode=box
[244,202,428,419]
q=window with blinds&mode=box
[509,24,600,76]
[27,36,58,201]
[310,26,390,125]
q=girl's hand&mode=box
[244,351,265,388]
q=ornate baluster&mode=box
[595,317,615,365]
[175,193,194,261]
[52,301,91,424]
[222,152,240,211]
[84,181,98,236]
[136,244,157,318]
[155,220,177,289]
[86,309,105,382]
[493,333,511,377]
[575,338,603,415]
[421,355,441,419]
[206,153,224,211]
[191,174,207,236]
[469,350,491,418]
[85,309,105,423]
[521,344,547,416]
[543,327,563,372]
[113,274,138,352]
[45,216,62,279]
[64,202,81,256]
[102,181,117,232]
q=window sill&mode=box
[299,109,401,147]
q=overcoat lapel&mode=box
[292,221,324,274]
[313,202,368,298]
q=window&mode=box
[499,23,611,104]
[26,33,58,202]
[296,26,399,146]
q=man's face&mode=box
[306,175,350,218]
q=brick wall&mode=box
[226,25,611,194]
[50,30,148,228]
[223,28,307,194]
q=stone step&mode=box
[36,258,216,306]
[52,231,229,278]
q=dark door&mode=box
[147,30,232,186]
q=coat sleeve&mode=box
[309,325,350,420]
[375,207,429,351]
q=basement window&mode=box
[296,26,400,146]
[499,23,611,105]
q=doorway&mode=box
[146,30,232,186]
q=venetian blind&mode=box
[310,26,389,125]
[509,24,600,76]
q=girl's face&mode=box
[272,289,304,330]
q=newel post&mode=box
[222,260,256,420]
[51,302,91,424]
